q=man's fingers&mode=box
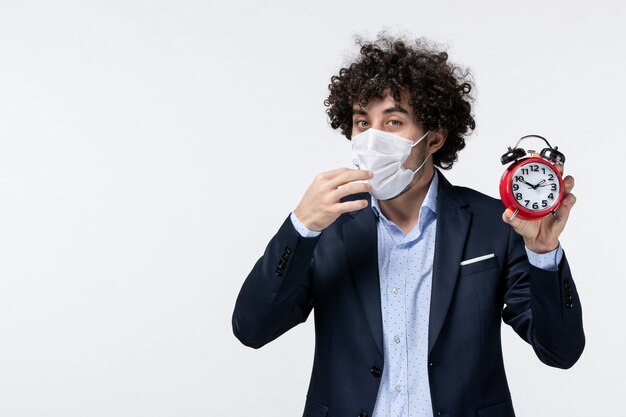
[318,167,351,180]
[333,181,372,200]
[327,169,373,190]
[563,175,575,194]
[562,192,576,207]
[554,192,576,221]
[334,199,369,215]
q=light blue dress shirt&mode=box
[368,173,439,417]
[290,172,563,417]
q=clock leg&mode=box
[551,210,561,222]
[507,209,520,223]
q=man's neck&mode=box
[378,165,436,235]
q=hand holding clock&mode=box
[502,173,576,254]
[498,135,573,253]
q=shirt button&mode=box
[395,384,402,392]
[394,335,401,343]
[391,287,398,294]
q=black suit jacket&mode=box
[233,174,584,417]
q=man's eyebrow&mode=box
[383,106,409,115]
[351,106,410,116]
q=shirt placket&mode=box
[388,226,409,417]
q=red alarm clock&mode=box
[499,135,565,221]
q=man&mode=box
[232,35,584,417]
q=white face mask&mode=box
[351,128,431,200]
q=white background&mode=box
[1,1,624,416]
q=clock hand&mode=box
[518,179,536,189]
[532,180,546,189]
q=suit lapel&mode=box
[429,175,472,353]
[342,204,384,357]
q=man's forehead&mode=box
[352,90,413,111]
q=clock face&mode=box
[510,161,561,212]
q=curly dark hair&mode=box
[324,35,476,169]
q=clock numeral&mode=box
[514,175,524,182]
[541,168,546,174]
[548,174,554,181]
[515,193,523,200]
[532,202,539,210]
[548,193,554,200]
[521,168,529,175]
[551,183,557,191]
[512,184,519,191]
[530,165,539,172]
[524,200,530,207]
[542,200,548,208]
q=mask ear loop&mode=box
[410,130,431,148]
[408,130,432,174]
[411,154,431,174]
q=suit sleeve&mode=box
[232,215,319,349]
[501,227,585,369]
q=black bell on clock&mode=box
[539,146,566,165]
[500,147,527,165]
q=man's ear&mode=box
[427,128,447,154]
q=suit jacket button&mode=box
[370,366,382,377]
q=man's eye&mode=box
[387,119,402,126]
[355,120,369,128]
